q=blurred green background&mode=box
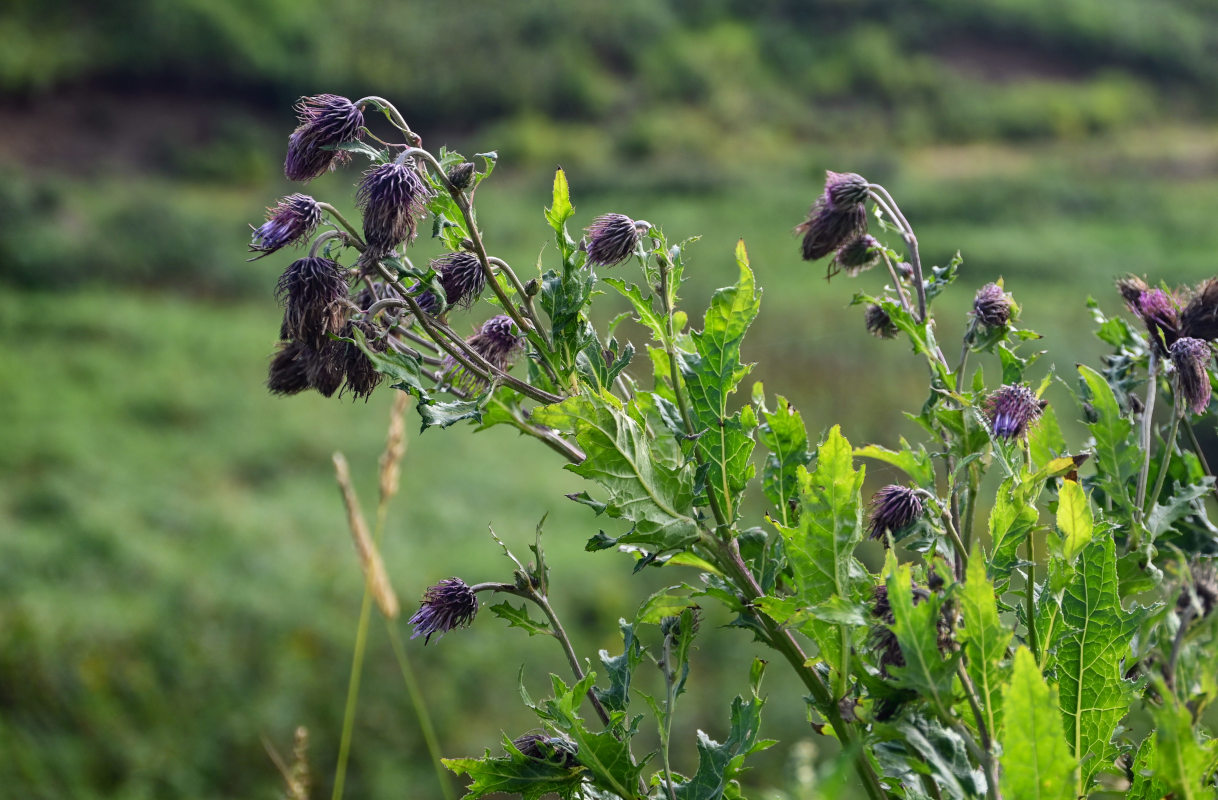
[3,1,1218,797]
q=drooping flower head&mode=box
[830,234,881,277]
[276,257,350,347]
[1177,563,1218,620]
[306,339,346,398]
[584,213,641,267]
[1137,288,1180,352]
[267,341,312,395]
[984,384,1044,439]
[1181,277,1218,341]
[971,282,1013,329]
[249,194,321,259]
[867,485,924,543]
[864,303,898,339]
[356,158,434,253]
[409,577,478,643]
[797,171,869,261]
[1169,336,1213,415]
[417,252,487,313]
[442,314,527,394]
[284,94,365,181]
[339,320,385,401]
[869,583,950,676]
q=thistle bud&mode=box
[1181,277,1218,341]
[417,252,487,313]
[284,94,365,182]
[1177,564,1218,620]
[1136,288,1180,353]
[1169,337,1212,415]
[984,384,1044,439]
[447,162,476,190]
[865,303,898,339]
[249,194,321,259]
[796,171,869,261]
[356,159,434,253]
[524,278,540,297]
[267,341,312,395]
[511,733,580,768]
[830,234,881,277]
[971,282,1013,329]
[276,257,350,347]
[409,577,478,643]
[867,485,923,543]
[442,314,526,393]
[584,213,641,267]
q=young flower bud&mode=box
[1181,277,1218,341]
[830,234,881,277]
[447,162,476,190]
[1169,336,1212,415]
[796,171,869,261]
[867,485,924,542]
[284,94,365,182]
[864,303,898,339]
[356,159,434,253]
[971,282,1013,328]
[276,256,350,347]
[409,577,479,643]
[984,384,1044,439]
[511,733,580,768]
[442,314,527,393]
[267,341,312,395]
[584,213,641,267]
[249,194,321,259]
[417,252,487,313]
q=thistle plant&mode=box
[250,93,1218,799]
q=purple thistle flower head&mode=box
[409,578,478,643]
[417,252,488,312]
[1136,288,1180,352]
[971,282,1013,328]
[831,234,881,277]
[267,341,312,395]
[1181,277,1218,341]
[1170,337,1212,415]
[249,194,321,259]
[867,485,924,542]
[276,256,350,347]
[797,172,869,262]
[585,213,641,267]
[442,314,527,394]
[985,384,1044,439]
[864,303,898,339]
[284,94,365,182]
[339,320,385,401]
[356,159,434,253]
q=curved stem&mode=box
[354,97,421,146]
[317,203,367,250]
[880,251,913,316]
[309,229,346,257]
[489,256,553,351]
[869,185,925,323]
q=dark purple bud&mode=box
[971,282,1013,328]
[307,339,346,398]
[796,172,869,262]
[1116,275,1148,309]
[830,234,881,277]
[511,733,580,768]
[867,485,923,542]
[1181,277,1218,341]
[276,256,350,347]
[249,194,322,259]
[284,94,365,182]
[447,162,476,190]
[1136,288,1180,353]
[340,320,385,401]
[825,171,871,207]
[267,341,311,395]
[356,159,434,253]
[585,213,641,267]
[417,252,487,312]
[869,582,948,676]
[1177,564,1218,619]
[409,577,478,643]
[1170,337,1212,415]
[984,384,1044,439]
[864,303,898,339]
[442,314,527,394]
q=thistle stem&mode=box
[1165,603,1195,694]
[1148,406,1183,513]
[354,97,421,146]
[1135,352,1160,528]
[868,184,925,323]
[1025,533,1039,663]
[317,203,368,249]
[488,256,553,351]
[660,635,679,800]
[956,663,1002,800]
[1182,419,1218,502]
[880,251,913,316]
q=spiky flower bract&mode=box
[864,303,898,339]
[447,162,476,190]
[442,314,526,393]
[1170,336,1212,415]
[276,257,350,347]
[984,384,1043,438]
[797,171,869,261]
[867,485,923,543]
[249,194,321,259]
[831,234,881,277]
[356,159,433,253]
[306,340,345,398]
[1181,277,1218,341]
[971,282,1013,328]
[339,321,385,401]
[511,734,580,768]
[417,252,487,313]
[267,341,312,395]
[284,94,365,181]
[585,213,640,267]
[409,578,478,643]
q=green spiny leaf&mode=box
[1000,647,1077,799]
[444,736,583,800]
[1127,736,1169,800]
[854,439,935,488]
[885,563,955,704]
[1151,699,1215,800]
[753,386,811,527]
[1055,479,1093,564]
[987,477,1039,593]
[594,620,644,714]
[958,547,1012,740]
[546,168,574,234]
[488,602,551,637]
[1077,364,1138,516]
[673,661,771,800]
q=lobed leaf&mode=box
[444,737,583,800]
[754,386,811,527]
[958,548,1012,740]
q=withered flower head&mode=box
[267,341,312,395]
[797,171,869,261]
[985,384,1043,439]
[1181,277,1218,341]
[356,159,434,253]
[276,257,350,347]
[284,94,365,182]
[511,733,580,768]
[409,577,478,643]
[442,314,526,394]
[417,252,487,313]
[339,320,385,401]
[306,339,346,398]
[867,485,924,543]
[1116,275,1148,309]
[865,303,898,339]
[1177,564,1218,619]
[249,194,321,259]
[447,162,476,190]
[1169,337,1212,415]
[585,213,641,267]
[972,282,1013,328]
[1136,288,1180,353]
[869,583,949,676]
[831,234,881,277]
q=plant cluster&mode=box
[249,93,1218,799]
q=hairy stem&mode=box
[1135,352,1160,527]
[1165,603,1195,695]
[1148,406,1183,513]
[354,97,421,145]
[1025,533,1038,663]
[660,635,678,800]
[868,184,925,323]
[956,663,1002,800]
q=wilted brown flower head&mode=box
[339,321,385,401]
[276,257,350,347]
[867,485,924,543]
[831,234,882,277]
[442,314,527,394]
[1116,275,1148,309]
[797,171,869,261]
[356,159,434,253]
[249,194,321,259]
[417,252,487,313]
[1169,336,1212,415]
[306,339,346,398]
[267,341,312,395]
[984,384,1044,439]
[585,213,641,267]
[284,94,365,181]
[865,303,898,339]
[447,162,476,190]
[409,578,478,643]
[1181,278,1218,341]
[869,583,950,676]
[1177,564,1218,620]
[971,282,1013,328]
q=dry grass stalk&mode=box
[379,390,410,504]
[333,452,400,619]
[264,725,310,800]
